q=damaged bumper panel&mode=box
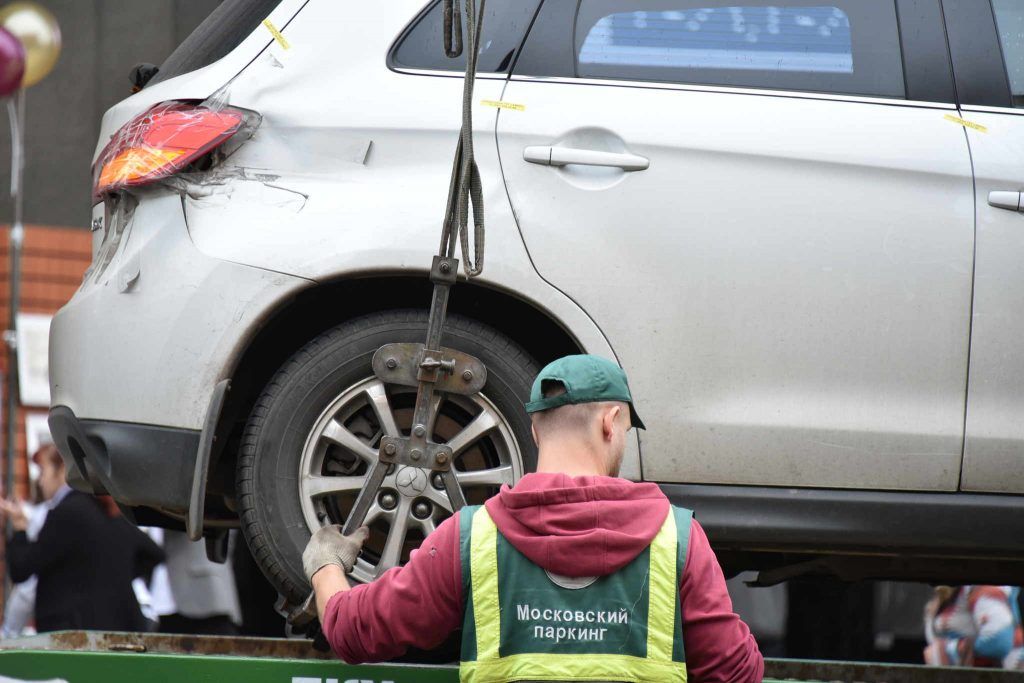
[50,189,310,431]
[49,187,308,513]
[48,405,199,512]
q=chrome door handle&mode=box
[988,191,1022,211]
[523,145,650,171]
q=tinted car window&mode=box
[149,0,283,86]
[390,0,542,74]
[579,6,855,73]
[521,0,904,98]
[992,0,1024,107]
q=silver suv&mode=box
[49,0,1024,602]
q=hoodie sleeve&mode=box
[678,520,764,683]
[321,512,463,663]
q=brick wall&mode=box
[0,225,92,499]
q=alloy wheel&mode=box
[298,377,522,583]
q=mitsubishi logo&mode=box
[395,466,427,497]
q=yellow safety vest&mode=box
[458,504,691,683]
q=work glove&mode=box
[302,524,370,581]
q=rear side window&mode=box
[520,0,905,99]
[390,0,543,74]
[992,0,1024,107]
[579,6,855,74]
[149,0,283,86]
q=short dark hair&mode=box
[531,380,611,436]
[31,444,62,470]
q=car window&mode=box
[149,0,284,87]
[570,0,905,98]
[390,0,543,74]
[991,0,1024,107]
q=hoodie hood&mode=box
[483,472,670,578]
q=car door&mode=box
[946,0,1024,493]
[496,0,974,489]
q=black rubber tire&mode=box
[236,309,539,603]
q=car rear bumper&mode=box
[48,405,199,512]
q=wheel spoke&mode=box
[445,410,499,456]
[456,465,514,488]
[376,497,411,576]
[419,516,438,536]
[422,484,455,513]
[303,474,364,499]
[322,419,378,462]
[362,500,388,527]
[365,380,400,437]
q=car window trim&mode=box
[941,0,1012,107]
[386,0,442,74]
[386,0,542,77]
[958,103,1024,116]
[508,72,959,111]
[513,0,956,105]
[387,67,508,80]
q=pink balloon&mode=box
[0,26,25,98]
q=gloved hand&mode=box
[302,524,370,581]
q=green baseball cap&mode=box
[525,354,645,429]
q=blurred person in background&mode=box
[149,529,242,636]
[0,446,164,632]
[1,446,56,638]
[925,585,1024,670]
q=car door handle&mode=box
[523,145,650,171]
[988,190,1022,212]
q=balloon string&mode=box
[7,91,23,216]
[3,89,23,509]
[7,97,17,198]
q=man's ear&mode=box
[602,405,622,442]
[531,421,540,447]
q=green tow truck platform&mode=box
[0,631,1018,683]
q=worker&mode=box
[304,354,763,682]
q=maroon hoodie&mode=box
[323,473,763,682]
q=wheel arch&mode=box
[206,274,583,516]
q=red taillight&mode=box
[92,101,257,200]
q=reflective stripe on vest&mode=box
[459,505,690,683]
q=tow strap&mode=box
[340,0,488,537]
[288,0,489,636]
[439,0,487,279]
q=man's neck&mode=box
[47,484,73,509]
[536,443,609,478]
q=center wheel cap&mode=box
[395,465,428,497]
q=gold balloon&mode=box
[0,2,60,88]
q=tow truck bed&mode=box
[0,631,1018,682]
